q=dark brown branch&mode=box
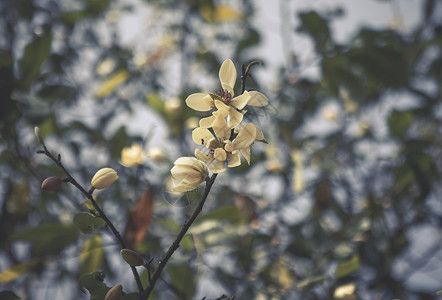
[37,145,144,294]
[140,174,218,299]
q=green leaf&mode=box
[110,126,128,158]
[146,94,165,117]
[388,110,413,138]
[335,254,361,279]
[12,224,79,256]
[78,271,109,300]
[19,33,52,85]
[80,235,104,275]
[0,290,21,300]
[73,212,106,234]
[0,261,38,284]
[167,264,195,299]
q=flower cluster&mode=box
[171,59,268,191]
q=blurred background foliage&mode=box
[0,0,441,299]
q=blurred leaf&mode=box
[123,187,154,248]
[0,291,21,300]
[167,264,195,299]
[110,126,128,158]
[12,224,79,256]
[388,110,413,138]
[78,271,109,300]
[200,5,241,22]
[335,254,360,279]
[19,33,52,85]
[73,212,106,234]
[194,205,242,225]
[80,235,104,275]
[298,11,330,51]
[0,261,38,284]
[146,94,165,117]
[95,69,130,98]
[297,274,326,289]
[236,28,260,55]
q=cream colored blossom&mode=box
[120,144,146,167]
[170,157,208,192]
[192,120,265,173]
[91,168,119,190]
[185,59,268,128]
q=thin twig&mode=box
[37,145,144,294]
[140,174,218,299]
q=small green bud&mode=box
[105,284,122,300]
[34,126,44,145]
[120,249,144,266]
[41,176,63,191]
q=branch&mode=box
[140,174,218,299]
[37,144,144,294]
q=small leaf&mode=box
[123,187,154,248]
[78,271,109,300]
[388,110,413,138]
[19,33,52,84]
[95,70,130,98]
[335,254,361,279]
[0,261,37,283]
[73,212,105,234]
[0,290,21,300]
[80,235,104,275]
[167,264,195,299]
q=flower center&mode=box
[217,89,233,105]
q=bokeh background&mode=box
[1,0,442,299]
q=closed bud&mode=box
[170,157,208,192]
[148,146,166,163]
[120,249,144,266]
[41,176,63,191]
[105,284,122,300]
[34,126,44,145]
[91,168,118,190]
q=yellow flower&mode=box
[185,59,268,128]
[91,168,119,190]
[170,157,209,192]
[192,120,265,173]
[120,144,146,167]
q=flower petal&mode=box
[214,148,227,161]
[192,127,214,145]
[230,91,251,110]
[227,108,244,128]
[199,115,216,128]
[185,93,213,111]
[195,149,214,164]
[209,160,227,173]
[171,165,204,183]
[219,59,236,95]
[247,91,268,107]
[231,123,256,149]
[240,147,251,164]
[214,100,230,112]
[173,181,199,192]
[227,151,241,167]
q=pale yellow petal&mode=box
[247,91,268,107]
[199,116,216,128]
[192,127,214,145]
[227,109,244,128]
[219,59,236,95]
[227,151,241,167]
[173,181,199,192]
[214,100,230,112]
[231,123,256,149]
[195,149,214,164]
[209,160,227,173]
[213,148,227,161]
[224,140,234,152]
[240,147,251,164]
[253,123,266,142]
[170,165,204,183]
[185,93,213,111]
[230,91,250,110]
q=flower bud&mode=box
[91,168,118,190]
[170,157,208,192]
[148,146,166,163]
[41,176,63,191]
[164,97,182,116]
[34,126,44,145]
[120,144,146,167]
[120,249,144,266]
[105,284,122,300]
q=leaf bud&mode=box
[34,126,44,145]
[105,284,122,300]
[120,249,144,266]
[91,168,118,190]
[41,176,63,191]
